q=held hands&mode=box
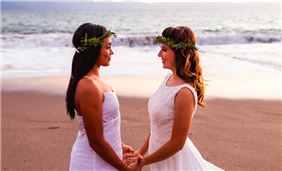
[123,150,141,166]
[128,155,144,171]
[122,144,144,171]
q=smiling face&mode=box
[158,44,176,70]
[96,37,113,67]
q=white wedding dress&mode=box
[148,73,224,171]
[69,91,122,171]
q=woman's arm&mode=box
[138,133,150,156]
[142,88,194,165]
[76,79,129,171]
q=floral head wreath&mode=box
[75,30,117,53]
[155,35,198,51]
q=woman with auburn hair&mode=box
[124,26,224,170]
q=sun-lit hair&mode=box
[162,26,205,107]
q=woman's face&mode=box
[96,37,113,66]
[158,44,176,70]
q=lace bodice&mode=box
[148,73,198,144]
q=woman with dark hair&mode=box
[124,26,223,170]
[66,23,140,171]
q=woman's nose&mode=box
[158,50,162,57]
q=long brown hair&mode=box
[162,26,205,107]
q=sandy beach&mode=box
[1,76,281,171]
[2,1,281,170]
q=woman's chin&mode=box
[102,62,110,67]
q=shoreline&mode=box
[2,73,281,100]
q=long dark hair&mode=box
[65,23,107,119]
[162,26,205,107]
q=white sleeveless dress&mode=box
[69,91,122,171]
[148,73,224,171]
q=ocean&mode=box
[1,2,281,79]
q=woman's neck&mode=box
[170,70,194,87]
[87,65,100,78]
[171,68,181,81]
[171,70,178,80]
[167,71,184,86]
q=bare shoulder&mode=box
[176,87,194,100]
[76,77,103,99]
[175,87,194,107]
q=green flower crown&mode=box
[76,30,117,53]
[155,35,198,51]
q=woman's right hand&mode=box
[123,150,141,166]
